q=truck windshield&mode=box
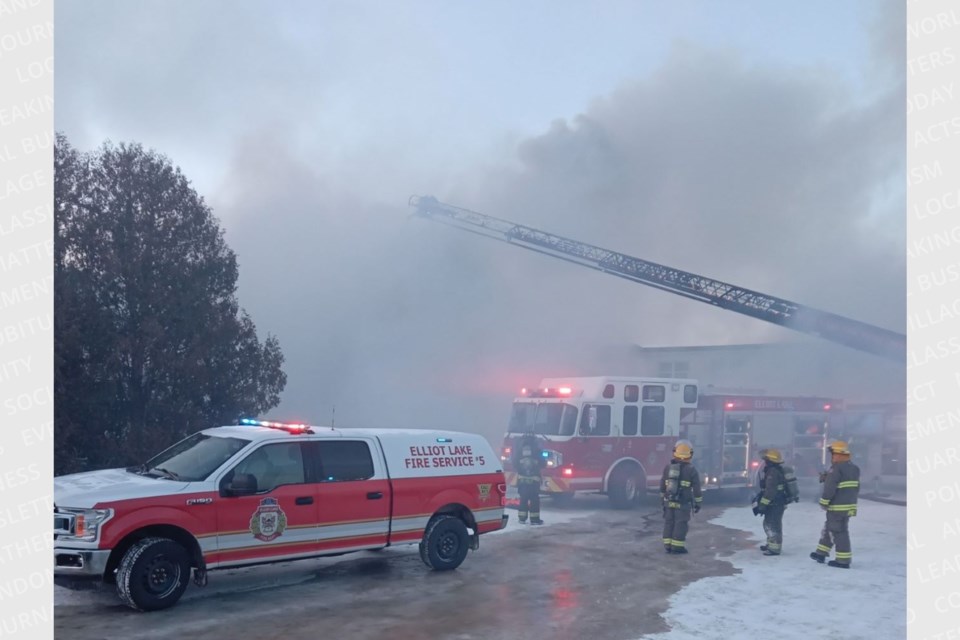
[139,432,251,482]
[508,402,579,436]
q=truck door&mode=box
[313,439,391,551]
[577,404,613,488]
[215,441,319,566]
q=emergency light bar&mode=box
[520,386,577,398]
[239,418,315,434]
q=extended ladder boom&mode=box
[409,195,905,362]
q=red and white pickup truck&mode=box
[54,420,508,611]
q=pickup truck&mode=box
[54,420,508,611]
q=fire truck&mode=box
[501,376,702,509]
[681,394,841,486]
[501,379,842,508]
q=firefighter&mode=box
[810,441,860,568]
[515,439,544,525]
[660,442,702,554]
[753,449,787,556]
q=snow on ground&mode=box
[640,500,906,640]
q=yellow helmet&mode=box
[673,442,693,460]
[763,449,783,464]
[828,441,850,455]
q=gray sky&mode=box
[56,1,905,442]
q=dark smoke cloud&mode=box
[214,35,904,444]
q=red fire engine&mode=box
[682,394,842,486]
[501,376,701,509]
[501,377,842,508]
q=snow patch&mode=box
[640,501,906,640]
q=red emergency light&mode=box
[725,402,735,409]
[240,418,315,434]
[562,467,573,477]
[521,386,577,399]
[823,404,831,411]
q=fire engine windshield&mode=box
[136,432,251,482]
[508,402,579,436]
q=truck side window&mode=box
[603,384,615,399]
[317,441,375,482]
[623,406,638,436]
[579,404,611,436]
[642,385,665,402]
[559,404,579,436]
[624,385,639,402]
[683,384,698,403]
[641,406,665,436]
[230,443,305,493]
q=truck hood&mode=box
[54,468,194,509]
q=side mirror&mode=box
[222,473,258,497]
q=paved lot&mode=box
[55,495,753,640]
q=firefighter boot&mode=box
[810,552,826,564]
[827,560,850,569]
[762,548,780,556]
[760,545,768,552]
[672,547,688,554]
[530,517,544,525]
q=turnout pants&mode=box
[663,506,691,550]
[518,483,541,522]
[816,512,852,565]
[762,505,785,554]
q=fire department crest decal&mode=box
[477,483,492,502]
[249,497,287,542]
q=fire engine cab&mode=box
[54,420,508,611]
[501,377,700,509]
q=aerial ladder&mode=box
[408,195,906,363]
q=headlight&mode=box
[56,508,113,542]
[542,450,562,467]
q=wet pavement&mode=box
[54,495,755,640]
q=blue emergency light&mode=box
[239,418,314,434]
[436,437,452,443]
[541,450,549,458]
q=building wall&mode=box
[625,341,904,405]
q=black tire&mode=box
[608,465,643,510]
[419,515,470,571]
[116,537,191,612]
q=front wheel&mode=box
[116,537,191,612]
[608,465,643,510]
[419,515,469,571]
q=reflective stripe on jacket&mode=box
[820,460,860,515]
[759,463,786,507]
[660,460,703,509]
[516,455,543,484]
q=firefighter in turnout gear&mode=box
[515,436,544,525]
[753,449,788,556]
[810,441,860,568]
[660,442,703,554]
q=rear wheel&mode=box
[116,537,191,612]
[608,465,643,510]
[419,515,470,571]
